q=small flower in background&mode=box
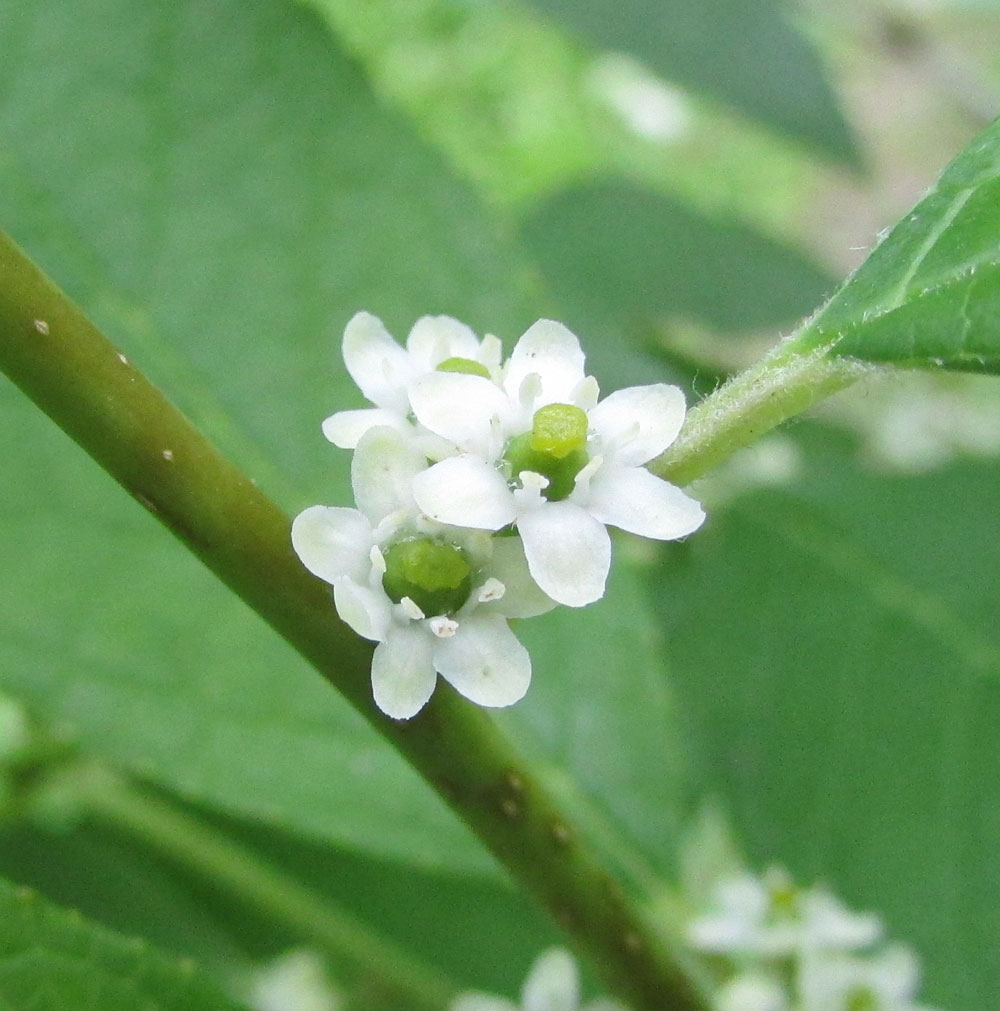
[688,867,882,958]
[248,950,341,1011]
[820,371,1000,472]
[715,972,789,1011]
[449,947,628,1011]
[798,945,935,1011]
[587,53,692,143]
[292,426,554,719]
[686,864,938,1011]
[409,319,704,606]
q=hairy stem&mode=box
[649,335,873,487]
[81,767,455,1009]
[0,233,712,1008]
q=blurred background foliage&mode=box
[1,0,999,1008]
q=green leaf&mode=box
[650,428,1000,1009]
[0,876,248,1011]
[0,822,252,972]
[193,807,560,996]
[804,117,1000,373]
[0,808,556,997]
[0,0,535,876]
[524,0,857,162]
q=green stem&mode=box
[82,767,455,1010]
[649,335,874,487]
[0,234,711,1008]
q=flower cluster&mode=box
[292,312,704,719]
[688,867,938,1011]
[449,947,627,1011]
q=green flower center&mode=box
[845,987,877,1011]
[504,403,589,502]
[436,356,490,379]
[768,879,799,917]
[381,538,473,617]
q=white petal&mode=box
[342,311,415,412]
[715,974,789,1011]
[351,425,425,523]
[486,537,557,619]
[332,578,392,641]
[588,384,687,466]
[518,502,611,607]
[522,948,580,1011]
[412,456,516,530]
[291,506,371,584]
[371,625,437,719]
[800,889,883,951]
[405,314,480,370]
[449,997,518,1011]
[322,407,406,449]
[868,944,921,997]
[434,614,530,708]
[410,372,514,455]
[586,466,705,540]
[504,320,587,406]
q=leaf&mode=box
[649,427,1000,1008]
[805,117,1000,373]
[197,807,561,996]
[0,0,535,875]
[520,182,835,390]
[524,0,857,162]
[0,811,558,997]
[0,876,248,1011]
[0,822,251,972]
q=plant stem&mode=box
[0,232,713,1008]
[82,767,455,1010]
[648,335,873,487]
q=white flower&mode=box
[249,950,341,1011]
[322,311,502,450]
[688,869,882,959]
[450,948,628,1011]
[291,426,553,719]
[688,871,801,957]
[797,945,936,1011]
[408,319,705,607]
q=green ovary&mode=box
[381,538,473,617]
[504,403,589,501]
[845,988,877,1011]
[436,356,490,379]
